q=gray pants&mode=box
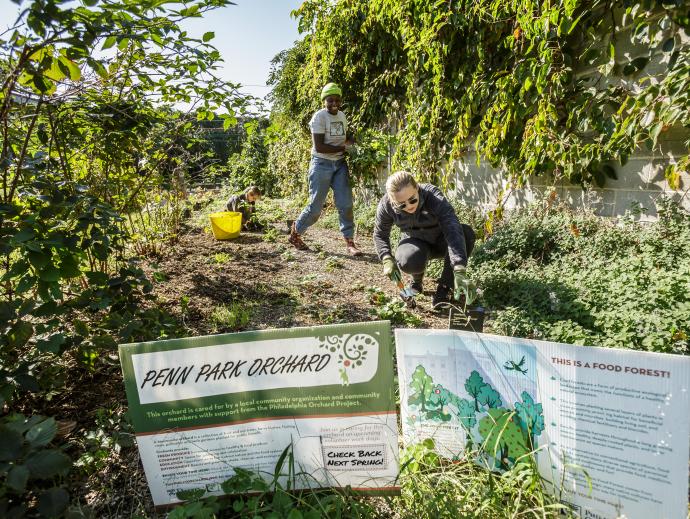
[395,224,476,287]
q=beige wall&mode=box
[451,125,689,220]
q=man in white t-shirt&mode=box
[288,82,362,256]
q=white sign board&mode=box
[396,329,690,519]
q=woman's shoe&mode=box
[432,283,451,308]
[344,237,362,256]
[288,223,309,250]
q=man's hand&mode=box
[382,255,400,283]
[453,265,477,306]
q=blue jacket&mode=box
[373,183,469,267]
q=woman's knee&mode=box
[395,247,428,274]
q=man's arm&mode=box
[312,133,351,154]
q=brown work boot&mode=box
[344,237,362,256]
[288,223,309,250]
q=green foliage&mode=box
[324,255,343,272]
[0,1,245,513]
[262,226,280,243]
[210,302,252,332]
[169,451,378,518]
[226,119,276,195]
[366,286,422,326]
[212,252,232,265]
[398,440,568,518]
[0,414,71,518]
[271,0,690,190]
[473,200,690,353]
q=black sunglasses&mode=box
[393,195,419,210]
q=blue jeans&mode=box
[295,156,354,238]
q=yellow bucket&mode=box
[209,211,242,240]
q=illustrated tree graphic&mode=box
[408,365,435,412]
[464,370,486,411]
[477,384,503,409]
[514,391,545,448]
[426,384,454,421]
[478,408,530,469]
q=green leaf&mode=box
[13,228,35,243]
[640,109,655,128]
[26,449,72,479]
[117,38,130,51]
[59,255,81,278]
[0,303,14,322]
[7,321,33,348]
[58,56,81,81]
[28,251,50,269]
[88,57,108,79]
[7,465,30,492]
[202,31,215,42]
[37,487,70,517]
[176,488,205,501]
[39,265,60,282]
[101,36,116,50]
[16,274,36,294]
[26,418,57,447]
[0,426,23,461]
[37,333,66,354]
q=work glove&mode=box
[382,255,401,283]
[453,265,477,307]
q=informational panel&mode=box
[119,321,399,506]
[396,329,690,519]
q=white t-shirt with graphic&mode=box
[310,108,347,160]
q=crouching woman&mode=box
[373,171,475,307]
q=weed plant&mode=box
[324,256,343,272]
[210,303,252,332]
[367,287,422,327]
[262,227,281,243]
[393,440,571,518]
[213,252,232,265]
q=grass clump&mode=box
[394,440,570,518]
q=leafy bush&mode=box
[226,119,276,195]
[472,200,690,354]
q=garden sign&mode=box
[119,321,399,506]
[396,329,690,519]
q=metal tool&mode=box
[391,269,417,308]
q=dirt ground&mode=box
[149,218,449,335]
